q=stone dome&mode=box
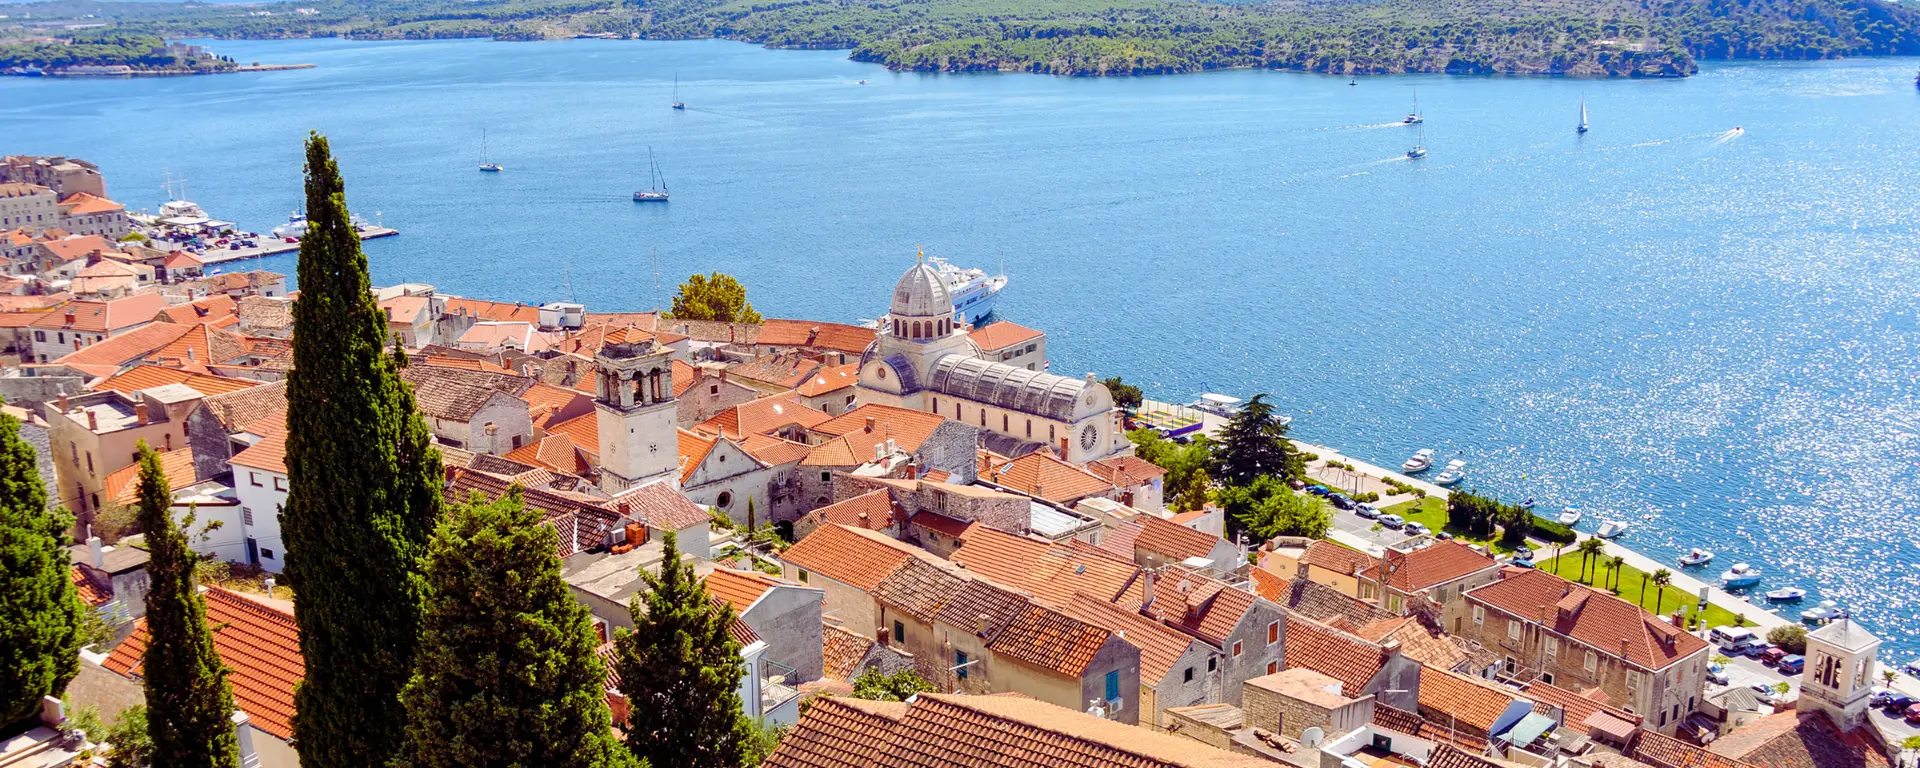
[891,261,951,318]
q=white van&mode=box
[1710,626,1756,652]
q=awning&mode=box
[1583,711,1638,741]
[1502,713,1557,745]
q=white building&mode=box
[594,338,680,494]
[226,428,289,572]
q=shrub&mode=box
[1768,625,1807,654]
[1530,515,1577,544]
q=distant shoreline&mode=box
[5,63,314,78]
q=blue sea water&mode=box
[5,38,1920,655]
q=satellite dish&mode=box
[1302,727,1325,748]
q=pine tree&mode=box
[283,133,444,768]
[134,444,238,768]
[395,490,637,768]
[0,409,85,727]
[612,531,753,768]
[1213,394,1294,486]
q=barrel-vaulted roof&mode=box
[929,356,1093,422]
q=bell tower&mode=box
[1797,617,1880,731]
[594,339,678,494]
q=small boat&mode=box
[270,212,307,240]
[1557,506,1583,526]
[1720,562,1762,589]
[1520,497,1536,509]
[1678,548,1714,567]
[1401,449,1435,473]
[633,146,669,203]
[1596,519,1628,539]
[1576,97,1589,135]
[857,79,869,85]
[1765,587,1806,602]
[672,74,686,110]
[478,129,502,172]
[1407,124,1428,160]
[1800,600,1843,624]
[1432,459,1465,485]
[1404,91,1423,125]
[1348,76,1357,86]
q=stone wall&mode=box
[741,585,826,682]
[1078,634,1144,725]
[1243,682,1332,740]
[0,375,86,409]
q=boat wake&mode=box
[1714,127,1746,144]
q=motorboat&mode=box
[1191,393,1243,419]
[1432,459,1465,486]
[1765,587,1806,602]
[270,212,308,240]
[1678,549,1714,567]
[927,256,1007,325]
[1401,449,1434,473]
[1720,562,1762,589]
[1557,506,1583,526]
[1800,600,1843,624]
[1596,519,1628,539]
[1520,497,1536,509]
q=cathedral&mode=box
[855,257,1126,464]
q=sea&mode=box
[4,38,1919,657]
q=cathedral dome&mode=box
[891,260,951,318]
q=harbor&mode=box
[129,204,398,266]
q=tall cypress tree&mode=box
[0,409,85,727]
[1214,393,1295,486]
[283,133,443,768]
[134,443,238,768]
[395,490,637,768]
[612,532,753,768]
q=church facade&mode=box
[855,258,1126,464]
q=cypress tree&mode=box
[1214,393,1295,486]
[395,490,637,768]
[283,132,443,768]
[612,531,753,768]
[133,443,238,768]
[0,409,85,726]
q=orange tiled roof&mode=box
[695,393,831,441]
[32,292,168,333]
[1253,569,1396,629]
[1709,711,1873,768]
[154,294,237,326]
[805,490,902,532]
[1086,455,1167,487]
[950,525,1136,609]
[726,353,822,390]
[71,567,111,606]
[987,604,1113,676]
[505,433,589,477]
[933,578,1033,641]
[884,693,1270,768]
[984,451,1111,504]
[1114,566,1255,648]
[1302,540,1380,577]
[1362,540,1498,592]
[104,587,302,740]
[670,359,698,398]
[822,624,879,681]
[1635,729,1757,768]
[147,322,247,370]
[229,426,288,474]
[1064,593,1200,683]
[1372,703,1492,752]
[1134,517,1220,562]
[1282,616,1390,696]
[1523,679,1642,729]
[608,480,711,532]
[796,363,859,397]
[547,412,601,462]
[763,695,908,768]
[37,235,119,263]
[58,192,123,215]
[446,297,541,323]
[1465,568,1709,671]
[739,433,812,466]
[99,447,205,505]
[1417,664,1522,733]
[757,319,875,355]
[781,523,919,592]
[92,365,258,397]
[803,405,951,468]
[705,567,794,613]
[678,429,718,485]
[967,321,1044,351]
[873,556,968,624]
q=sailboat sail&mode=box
[1577,98,1589,133]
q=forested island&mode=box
[5,0,1919,77]
[0,30,308,75]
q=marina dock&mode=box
[194,226,399,266]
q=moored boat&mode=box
[1596,519,1628,539]
[927,256,1007,325]
[1800,600,1843,624]
[1432,459,1465,486]
[1721,562,1762,589]
[1765,587,1806,602]
[1558,506,1583,526]
[1402,449,1434,473]
[1679,548,1714,567]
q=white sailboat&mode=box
[672,74,685,110]
[478,129,502,172]
[1406,124,1428,160]
[1576,98,1589,135]
[1403,90,1423,125]
[633,147,669,202]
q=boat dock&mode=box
[193,227,398,266]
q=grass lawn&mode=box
[1537,553,1751,629]
[1381,496,1534,555]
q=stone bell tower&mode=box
[1797,617,1880,732]
[593,339,678,494]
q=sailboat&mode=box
[1403,90,1423,125]
[1406,124,1428,160]
[1576,98,1589,135]
[672,74,685,110]
[633,147,669,202]
[478,129,503,172]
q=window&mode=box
[1508,619,1522,641]
[1025,343,1036,353]
[90,493,99,509]
[820,471,830,482]
[1544,636,1558,660]
[1267,621,1279,646]
[594,620,609,643]
[261,549,274,559]
[1266,661,1279,674]
[709,384,719,395]
[512,435,523,449]
[1232,641,1243,658]
[85,452,92,475]
[716,491,733,508]
[1002,415,1008,432]
[250,472,263,487]
[1584,651,1598,673]
[894,621,905,644]
[1208,657,1217,672]
[1184,667,1194,683]
[273,477,286,491]
[1104,670,1120,702]
[1473,605,1485,625]
[1626,670,1640,695]
[956,651,969,680]
[243,507,254,526]
[797,569,809,584]
[33,330,43,342]
[932,398,939,412]
[1541,672,1556,685]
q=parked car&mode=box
[1905,704,1920,725]
[1760,647,1788,665]
[1405,522,1431,536]
[1707,664,1730,686]
[1436,532,1454,541]
[1509,556,1535,569]
[1355,504,1380,519]
[1743,641,1773,659]
[1306,486,1331,497]
[1906,659,1920,677]
[1379,514,1406,529]
[1749,681,1775,698]
[1778,655,1804,675]
[1328,494,1355,510]
[1882,693,1915,710]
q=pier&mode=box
[194,226,398,266]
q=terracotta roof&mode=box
[739,434,812,466]
[583,311,658,328]
[1134,517,1220,562]
[48,321,193,372]
[229,426,289,474]
[1635,730,1756,768]
[547,412,601,462]
[104,587,302,740]
[803,405,952,468]
[148,322,247,369]
[1274,616,1385,695]
[58,191,122,215]
[447,470,621,555]
[378,295,431,325]
[677,429,718,485]
[1428,743,1511,768]
[822,624,878,681]
[670,359,698,397]
[1114,566,1256,648]
[519,382,586,428]
[418,355,512,373]
[695,393,831,441]
[764,695,910,768]
[71,567,111,606]
[99,447,206,505]
[950,525,1136,609]
[796,363,859,397]
[727,353,822,390]
[609,480,711,532]
[704,568,795,613]
[155,295,237,326]
[446,297,540,323]
[1522,679,1641,728]
[1465,568,1709,671]
[967,321,1044,352]
[1252,569,1396,629]
[505,433,589,477]
[1707,710,1881,768]
[933,579,1033,641]
[984,450,1112,504]
[876,693,1269,768]
[1370,704,1492,752]
[554,324,659,357]
[910,510,970,539]
[235,296,292,331]
[0,310,54,328]
[37,235,121,264]
[163,250,203,269]
[1065,594,1200,683]
[757,319,874,355]
[806,490,903,532]
[1361,540,1498,592]
[782,523,919,592]
[987,604,1114,676]
[200,380,287,434]
[399,364,535,400]
[92,365,258,397]
[1363,616,1470,672]
[1417,664,1522,733]
[873,556,968,623]
[1085,455,1167,487]
[1302,540,1379,577]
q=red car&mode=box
[1760,647,1788,665]
[1905,703,1920,724]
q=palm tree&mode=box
[1884,670,1900,687]
[1638,573,1650,607]
[1551,544,1564,574]
[1608,555,1626,591]
[1651,569,1673,614]
[1577,538,1606,584]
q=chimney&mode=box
[864,417,876,433]
[86,410,97,431]
[57,394,68,413]
[1142,569,1157,609]
[976,613,991,636]
[1034,481,1045,499]
[878,626,891,645]
[231,711,262,768]
[88,536,103,569]
[63,311,75,326]
[135,402,148,426]
[263,576,276,594]
[1620,638,1630,658]
[857,512,869,526]
[186,347,195,361]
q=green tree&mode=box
[1767,624,1807,655]
[1216,476,1329,541]
[1607,555,1626,591]
[395,490,637,768]
[1650,569,1673,614]
[104,705,152,768]
[1129,429,1213,512]
[666,272,762,323]
[0,409,86,727]
[134,443,238,768]
[1100,376,1143,409]
[611,531,752,768]
[1575,538,1606,583]
[283,133,445,768]
[1212,394,1294,486]
[850,669,935,702]
[1172,467,1212,513]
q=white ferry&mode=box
[928,256,1007,325]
